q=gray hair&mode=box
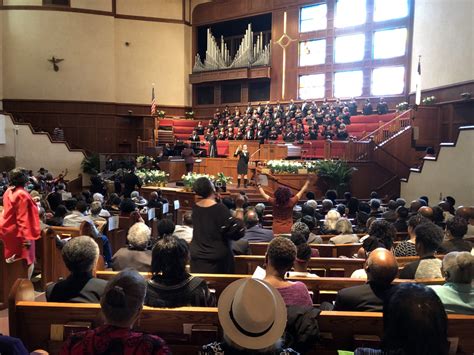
[90,201,102,216]
[305,199,318,210]
[93,193,104,203]
[324,209,341,230]
[131,191,139,198]
[127,222,151,250]
[335,217,353,234]
[101,269,146,326]
[442,252,473,284]
[62,236,99,274]
[322,199,334,211]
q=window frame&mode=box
[297,0,414,99]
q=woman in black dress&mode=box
[205,128,217,157]
[190,177,245,274]
[234,144,250,188]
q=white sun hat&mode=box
[217,278,287,350]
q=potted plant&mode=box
[395,101,409,112]
[81,154,100,175]
[422,96,436,105]
[315,160,356,196]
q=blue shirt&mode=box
[429,282,474,315]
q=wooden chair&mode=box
[0,240,29,309]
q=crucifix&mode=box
[274,11,297,100]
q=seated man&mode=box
[92,193,111,218]
[334,248,398,311]
[46,236,107,303]
[429,252,473,314]
[242,209,273,242]
[173,211,193,243]
[438,216,472,253]
[399,222,443,279]
[112,222,152,272]
[263,237,313,306]
[376,97,388,115]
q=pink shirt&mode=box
[277,281,313,306]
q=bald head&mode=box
[455,206,474,220]
[418,206,434,220]
[442,252,474,284]
[365,248,399,285]
[244,209,259,229]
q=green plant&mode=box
[316,160,355,195]
[81,154,100,175]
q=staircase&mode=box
[401,125,474,206]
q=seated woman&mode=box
[201,278,296,354]
[112,222,152,272]
[429,252,474,314]
[145,235,215,308]
[329,218,359,244]
[355,283,449,355]
[46,236,107,303]
[321,209,341,234]
[394,214,429,257]
[359,220,396,258]
[264,237,313,306]
[287,235,319,278]
[61,269,170,354]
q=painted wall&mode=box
[0,114,85,179]
[3,10,116,102]
[401,128,474,207]
[410,0,474,91]
[1,1,191,106]
[116,0,182,20]
[114,19,190,105]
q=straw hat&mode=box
[218,278,287,350]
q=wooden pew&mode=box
[40,225,105,290]
[9,279,474,355]
[234,255,366,277]
[95,271,444,304]
[249,242,362,258]
[0,240,29,309]
[9,279,220,355]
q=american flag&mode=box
[151,85,157,115]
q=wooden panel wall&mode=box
[2,99,190,154]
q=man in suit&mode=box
[242,209,273,242]
[334,248,398,312]
[181,143,196,173]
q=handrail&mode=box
[359,109,413,143]
[372,139,412,171]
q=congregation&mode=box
[0,167,473,354]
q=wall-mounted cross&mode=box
[274,12,297,100]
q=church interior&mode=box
[0,0,473,354]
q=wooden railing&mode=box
[360,109,413,144]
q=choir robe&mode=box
[0,187,41,265]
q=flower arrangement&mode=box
[267,160,304,174]
[155,110,165,118]
[422,96,436,105]
[181,172,232,191]
[136,169,168,186]
[182,173,215,189]
[185,111,195,119]
[136,155,155,167]
[395,101,409,112]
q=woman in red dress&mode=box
[0,169,41,277]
